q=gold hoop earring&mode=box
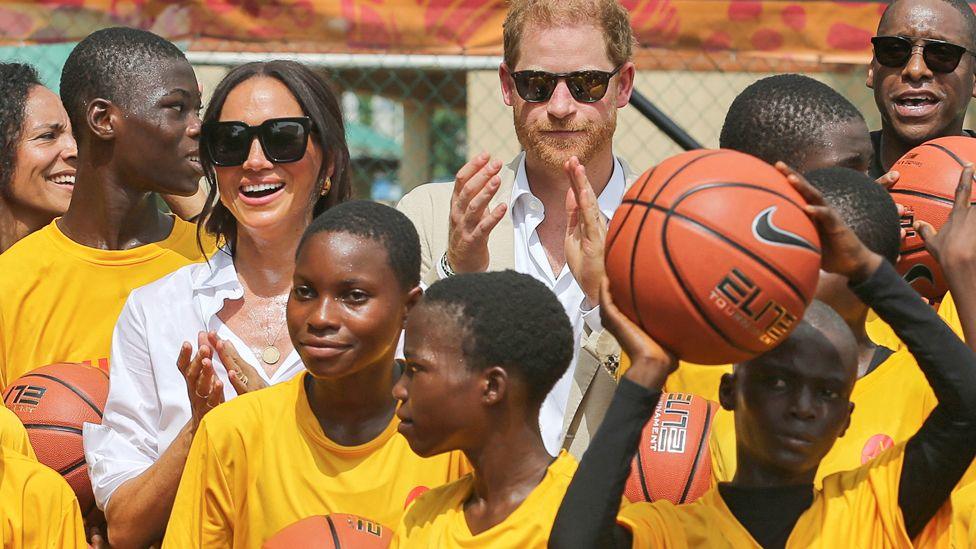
[321,177,332,197]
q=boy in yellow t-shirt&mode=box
[164,202,468,548]
[707,168,936,487]
[391,271,579,548]
[0,28,211,389]
[0,406,34,459]
[0,445,87,548]
[550,169,976,549]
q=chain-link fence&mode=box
[7,36,976,204]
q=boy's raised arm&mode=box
[548,280,676,549]
[791,163,976,539]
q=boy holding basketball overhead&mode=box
[707,167,939,487]
[0,27,210,388]
[164,202,468,548]
[549,172,976,548]
[391,270,578,547]
[664,74,900,400]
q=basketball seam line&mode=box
[623,179,813,220]
[654,186,815,305]
[654,185,813,355]
[18,372,103,419]
[326,514,342,548]
[21,423,83,435]
[888,188,958,206]
[635,435,652,502]
[669,181,819,298]
[646,150,729,209]
[607,165,657,254]
[925,142,966,168]
[59,456,87,476]
[679,401,714,504]
[626,152,728,333]
[661,213,758,355]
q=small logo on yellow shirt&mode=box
[344,516,385,537]
[79,358,110,374]
[861,434,895,464]
[404,486,430,509]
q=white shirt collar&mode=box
[188,248,245,321]
[510,154,626,220]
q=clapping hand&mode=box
[176,331,224,429]
[207,332,269,395]
[565,156,607,309]
[447,153,508,273]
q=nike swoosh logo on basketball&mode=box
[903,264,935,285]
[752,207,820,253]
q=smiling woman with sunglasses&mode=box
[84,60,351,548]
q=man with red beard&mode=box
[867,0,976,179]
[397,0,636,458]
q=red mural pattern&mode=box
[0,1,958,59]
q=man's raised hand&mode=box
[447,153,508,274]
[565,156,607,309]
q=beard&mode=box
[513,106,617,171]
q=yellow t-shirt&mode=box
[663,315,905,402]
[664,362,732,402]
[164,372,470,548]
[393,451,577,548]
[942,480,976,548]
[866,310,905,351]
[708,349,936,487]
[0,406,34,459]
[938,291,965,341]
[619,442,912,548]
[0,218,210,389]
[0,446,86,548]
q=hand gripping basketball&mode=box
[915,164,976,279]
[447,153,508,274]
[777,162,882,284]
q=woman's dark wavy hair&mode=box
[0,63,42,196]
[198,60,351,255]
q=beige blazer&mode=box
[397,152,638,459]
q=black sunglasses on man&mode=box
[872,35,976,74]
[510,65,622,103]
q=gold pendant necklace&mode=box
[245,293,288,366]
[260,345,281,365]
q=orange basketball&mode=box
[889,136,976,301]
[2,363,108,519]
[625,392,717,504]
[263,514,392,549]
[606,149,821,364]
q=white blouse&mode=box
[83,250,304,510]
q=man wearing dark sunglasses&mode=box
[399,0,637,460]
[867,0,976,179]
